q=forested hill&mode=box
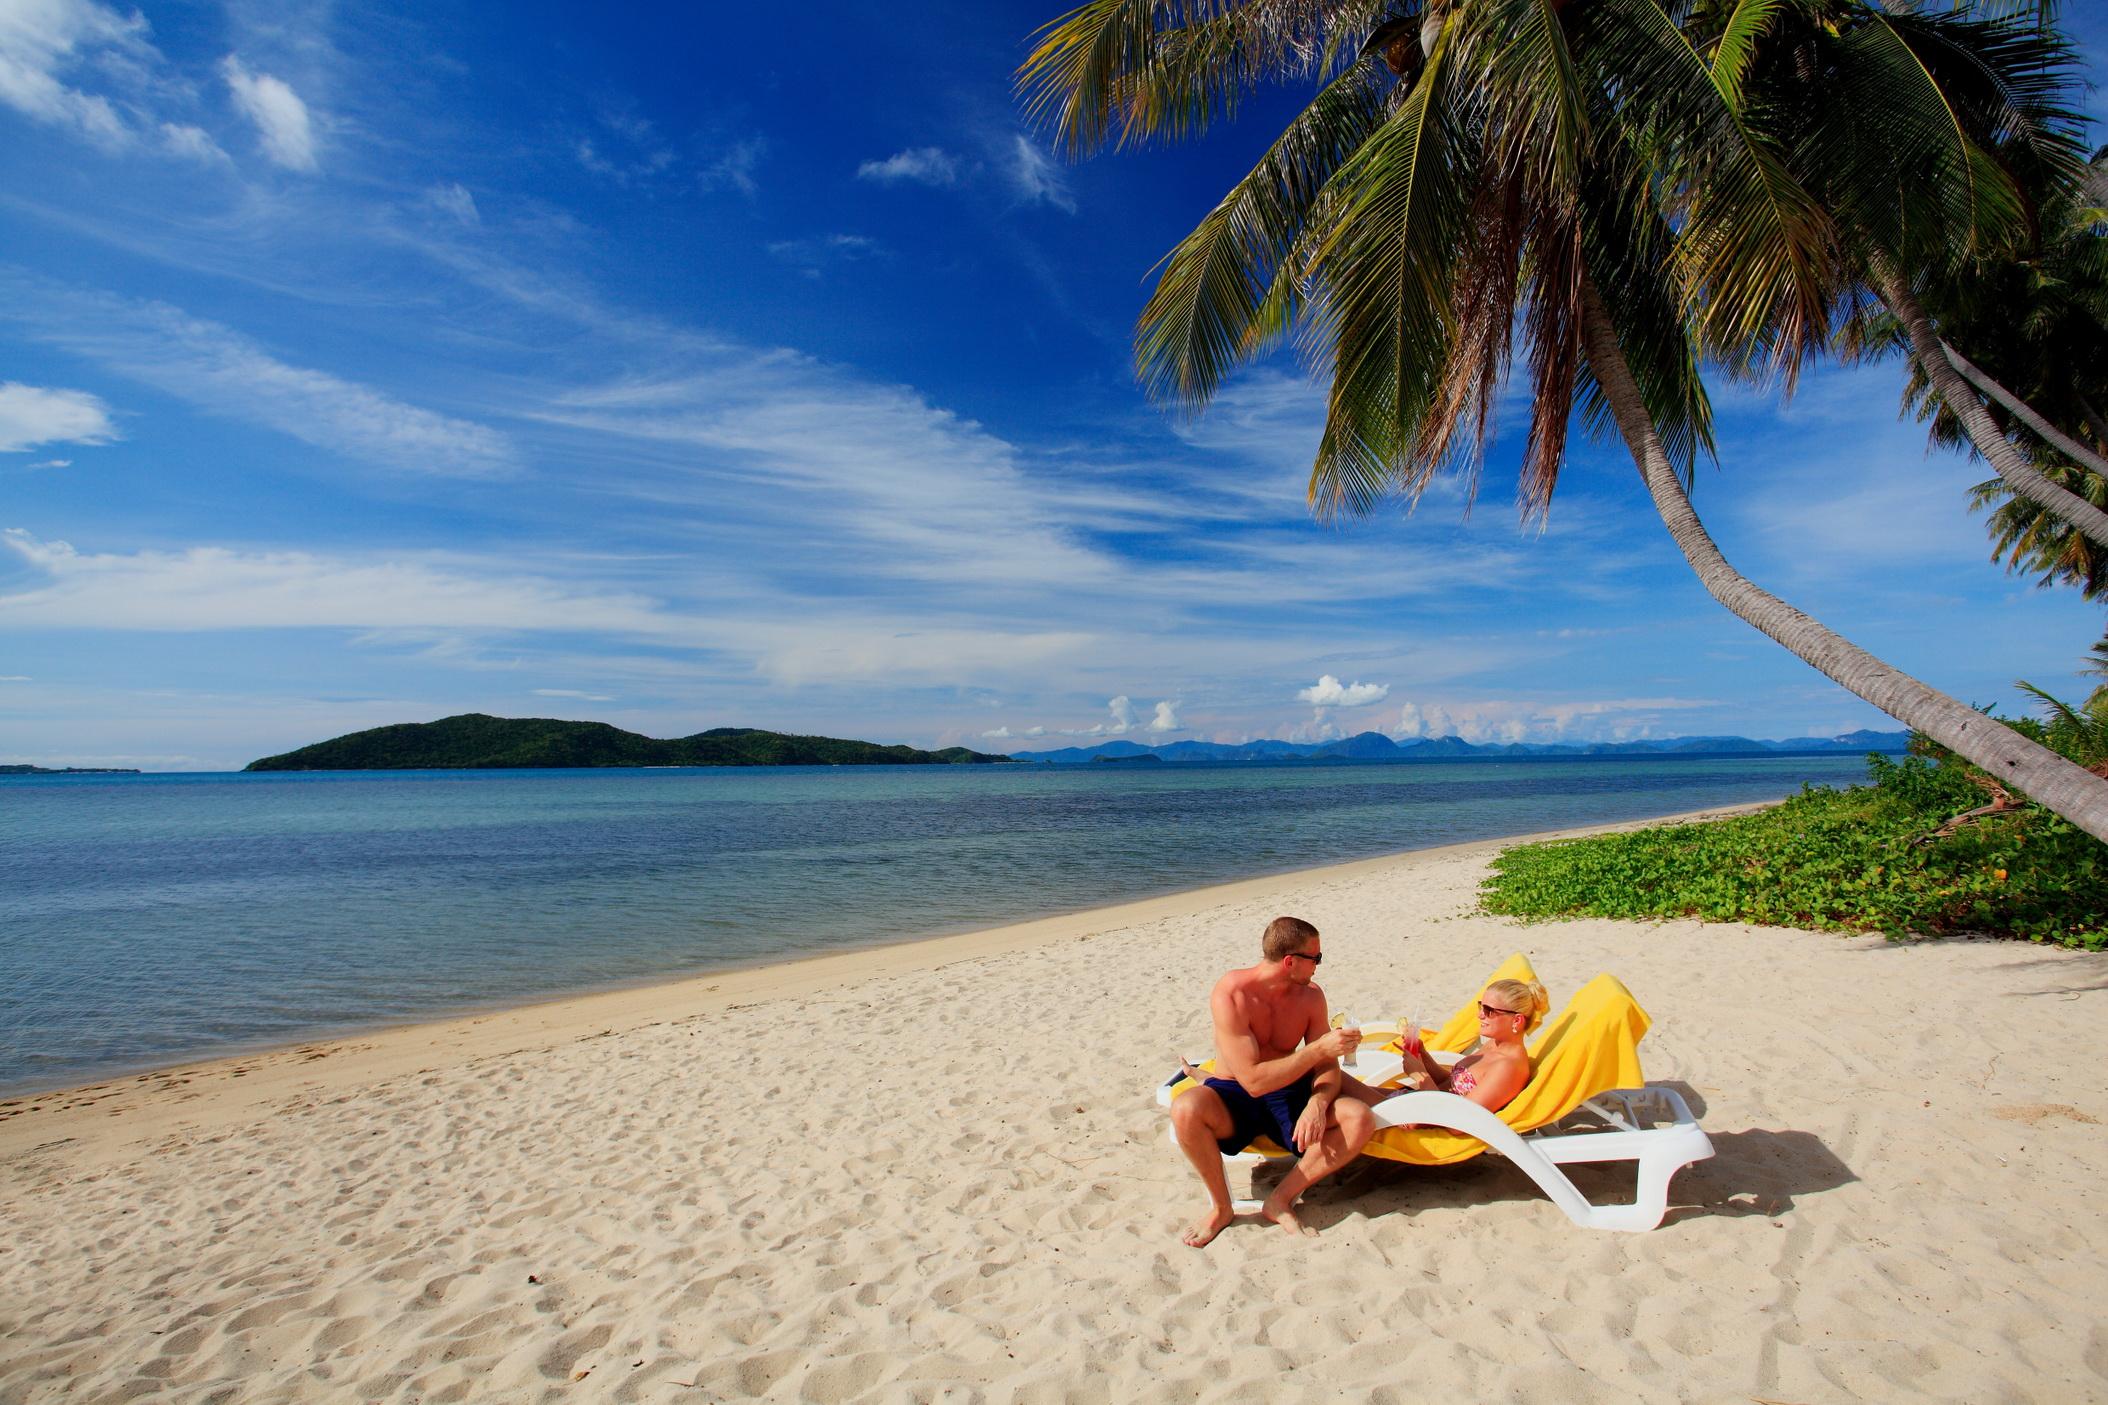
[245,714,1017,771]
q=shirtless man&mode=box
[1169,916,1376,1246]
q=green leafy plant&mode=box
[1480,749,2107,949]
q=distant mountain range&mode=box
[246,714,1019,771]
[0,765,142,775]
[1010,729,1912,765]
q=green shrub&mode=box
[1479,753,2108,949]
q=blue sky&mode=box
[2,0,2103,770]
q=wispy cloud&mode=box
[699,135,762,195]
[0,382,117,452]
[1007,135,1075,212]
[0,530,668,634]
[221,56,317,171]
[531,687,614,702]
[0,0,142,147]
[765,233,883,275]
[1,278,514,476]
[427,182,479,225]
[857,146,959,186]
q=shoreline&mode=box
[0,799,1773,1169]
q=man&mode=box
[1169,916,1376,1246]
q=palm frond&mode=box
[1568,0,1834,378]
[1302,44,1476,518]
[1135,61,1392,409]
[1019,0,1385,155]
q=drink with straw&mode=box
[1398,1011,1423,1061]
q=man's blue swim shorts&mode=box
[1203,1072,1316,1155]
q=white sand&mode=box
[4,808,2105,1403]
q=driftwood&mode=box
[1915,761,2108,844]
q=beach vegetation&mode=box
[1481,722,2108,948]
[1017,0,2108,845]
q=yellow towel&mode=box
[1362,972,1650,1166]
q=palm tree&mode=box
[1846,148,2108,589]
[1734,7,2108,549]
[1019,0,2108,842]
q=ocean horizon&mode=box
[1,753,1877,1095]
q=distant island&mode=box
[1013,728,1912,765]
[0,764,142,775]
[246,714,1018,771]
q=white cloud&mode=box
[0,0,141,146]
[1393,695,1715,744]
[0,382,117,452]
[428,182,479,225]
[0,529,673,634]
[221,55,316,171]
[4,283,513,476]
[1008,135,1075,212]
[1022,695,1184,738]
[26,458,71,470]
[980,724,1046,739]
[857,146,959,186]
[531,688,613,703]
[159,121,224,161]
[1298,674,1390,708]
[0,675,29,682]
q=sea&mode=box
[0,754,1877,1095]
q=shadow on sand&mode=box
[1250,1082,1855,1231]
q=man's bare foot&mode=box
[1180,1058,1207,1083]
[1260,1197,1316,1237]
[1181,1204,1236,1248]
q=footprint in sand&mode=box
[1992,1103,2099,1127]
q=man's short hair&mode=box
[1261,915,1320,963]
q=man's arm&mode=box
[1291,996,1344,1152]
[1211,984,1354,1095]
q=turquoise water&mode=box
[0,756,1872,1093]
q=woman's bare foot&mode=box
[1181,1204,1236,1248]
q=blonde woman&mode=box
[1355,978,1549,1114]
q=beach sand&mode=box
[4,807,2105,1403]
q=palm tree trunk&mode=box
[1576,274,2108,845]
[1939,340,2108,480]
[1870,253,2108,552]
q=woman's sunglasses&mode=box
[1478,1001,1519,1019]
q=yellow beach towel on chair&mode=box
[1363,972,1652,1166]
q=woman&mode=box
[1365,977,1548,1114]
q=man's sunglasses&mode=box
[1289,950,1323,966]
[1478,1001,1519,1019]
